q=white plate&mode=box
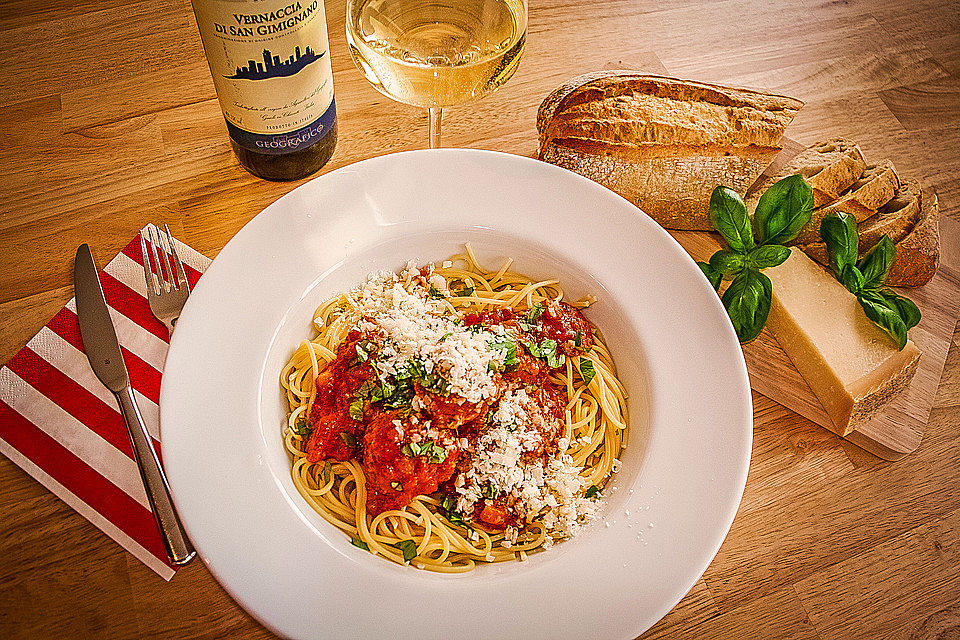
[161,149,752,640]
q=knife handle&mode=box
[115,386,196,565]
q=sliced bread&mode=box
[746,138,867,213]
[787,161,903,246]
[799,181,937,287]
[842,160,900,210]
[537,71,803,230]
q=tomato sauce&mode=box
[303,303,589,521]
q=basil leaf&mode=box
[840,264,864,296]
[721,269,772,343]
[879,289,921,330]
[709,250,746,277]
[428,284,444,299]
[438,332,452,342]
[339,431,359,449]
[579,357,596,385]
[858,291,908,349]
[709,186,754,253]
[454,286,475,297]
[350,537,369,551]
[584,485,600,499]
[748,244,791,270]
[697,261,722,291]
[820,212,859,280]
[391,539,418,563]
[857,235,895,289]
[754,174,814,245]
[401,443,414,458]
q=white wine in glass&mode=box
[346,0,527,147]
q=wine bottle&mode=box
[191,0,337,181]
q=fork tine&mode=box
[147,224,167,291]
[165,224,190,293]
[140,230,159,296]
[155,224,177,290]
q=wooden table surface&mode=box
[2,0,960,638]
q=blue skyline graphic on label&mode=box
[226,46,325,80]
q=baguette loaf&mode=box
[537,72,803,230]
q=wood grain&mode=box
[1,0,959,638]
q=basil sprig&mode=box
[819,212,920,349]
[697,175,814,343]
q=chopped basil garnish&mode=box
[339,431,359,449]
[574,331,582,347]
[487,335,518,371]
[584,485,600,499]
[438,332,452,342]
[355,343,368,362]
[540,339,565,368]
[523,338,565,368]
[428,284,444,299]
[439,495,471,530]
[391,539,418,563]
[579,357,596,385]
[350,537,369,551]
[291,417,311,437]
[527,302,545,324]
[402,440,447,463]
[348,397,364,421]
[454,286,475,297]
[482,482,500,499]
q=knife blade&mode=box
[74,244,129,392]
[73,244,196,565]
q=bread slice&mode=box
[887,190,940,287]
[843,160,900,210]
[746,138,867,214]
[537,71,803,230]
[786,161,902,246]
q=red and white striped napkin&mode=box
[0,228,210,580]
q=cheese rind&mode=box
[764,248,921,436]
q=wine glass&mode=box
[346,0,528,148]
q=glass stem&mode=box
[429,107,442,149]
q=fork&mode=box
[141,224,191,335]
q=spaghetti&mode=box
[281,245,628,572]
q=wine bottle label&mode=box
[192,0,335,155]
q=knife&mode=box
[74,244,196,565]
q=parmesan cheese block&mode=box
[764,249,921,436]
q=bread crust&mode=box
[887,190,940,287]
[537,72,803,230]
